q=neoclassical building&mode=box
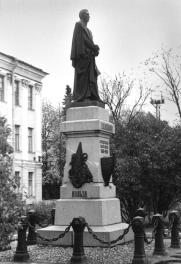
[0,52,48,203]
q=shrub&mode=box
[27,201,56,225]
[0,116,25,247]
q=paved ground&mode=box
[0,242,134,264]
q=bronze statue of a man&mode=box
[70,9,101,102]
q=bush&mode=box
[27,201,56,224]
[42,183,61,200]
[0,116,25,247]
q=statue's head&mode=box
[79,9,90,23]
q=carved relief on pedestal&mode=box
[69,142,93,188]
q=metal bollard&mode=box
[152,213,166,255]
[132,216,148,264]
[135,207,147,219]
[169,210,180,248]
[27,209,37,245]
[51,208,56,225]
[71,217,87,263]
[13,215,29,262]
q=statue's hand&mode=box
[94,45,100,52]
[94,45,100,56]
[94,50,99,56]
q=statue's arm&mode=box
[84,37,99,57]
[82,27,99,53]
[84,37,95,49]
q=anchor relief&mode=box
[69,142,93,188]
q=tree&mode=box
[99,73,150,124]
[42,85,73,199]
[113,112,181,222]
[146,48,181,122]
[0,116,24,247]
[42,101,65,199]
[62,85,73,120]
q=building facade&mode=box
[0,52,48,203]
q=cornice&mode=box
[0,52,48,82]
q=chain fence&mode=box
[1,210,179,254]
[85,221,132,247]
[36,222,72,243]
[26,212,178,247]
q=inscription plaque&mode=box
[72,190,87,198]
[100,139,109,154]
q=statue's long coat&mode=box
[70,22,100,101]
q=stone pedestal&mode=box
[37,106,132,246]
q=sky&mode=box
[0,0,181,123]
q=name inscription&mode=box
[72,190,87,198]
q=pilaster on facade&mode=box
[0,51,48,203]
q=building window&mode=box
[28,127,33,152]
[28,85,33,109]
[15,125,20,151]
[15,171,21,192]
[15,80,20,105]
[0,75,4,101]
[28,172,33,196]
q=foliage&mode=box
[42,86,73,199]
[0,116,25,246]
[99,73,150,124]
[27,201,56,224]
[62,85,73,120]
[42,101,65,199]
[42,182,61,200]
[113,112,181,222]
[42,86,72,199]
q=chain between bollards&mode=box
[36,223,72,242]
[85,222,131,247]
[70,216,131,262]
[13,211,181,264]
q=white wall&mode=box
[0,53,47,203]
